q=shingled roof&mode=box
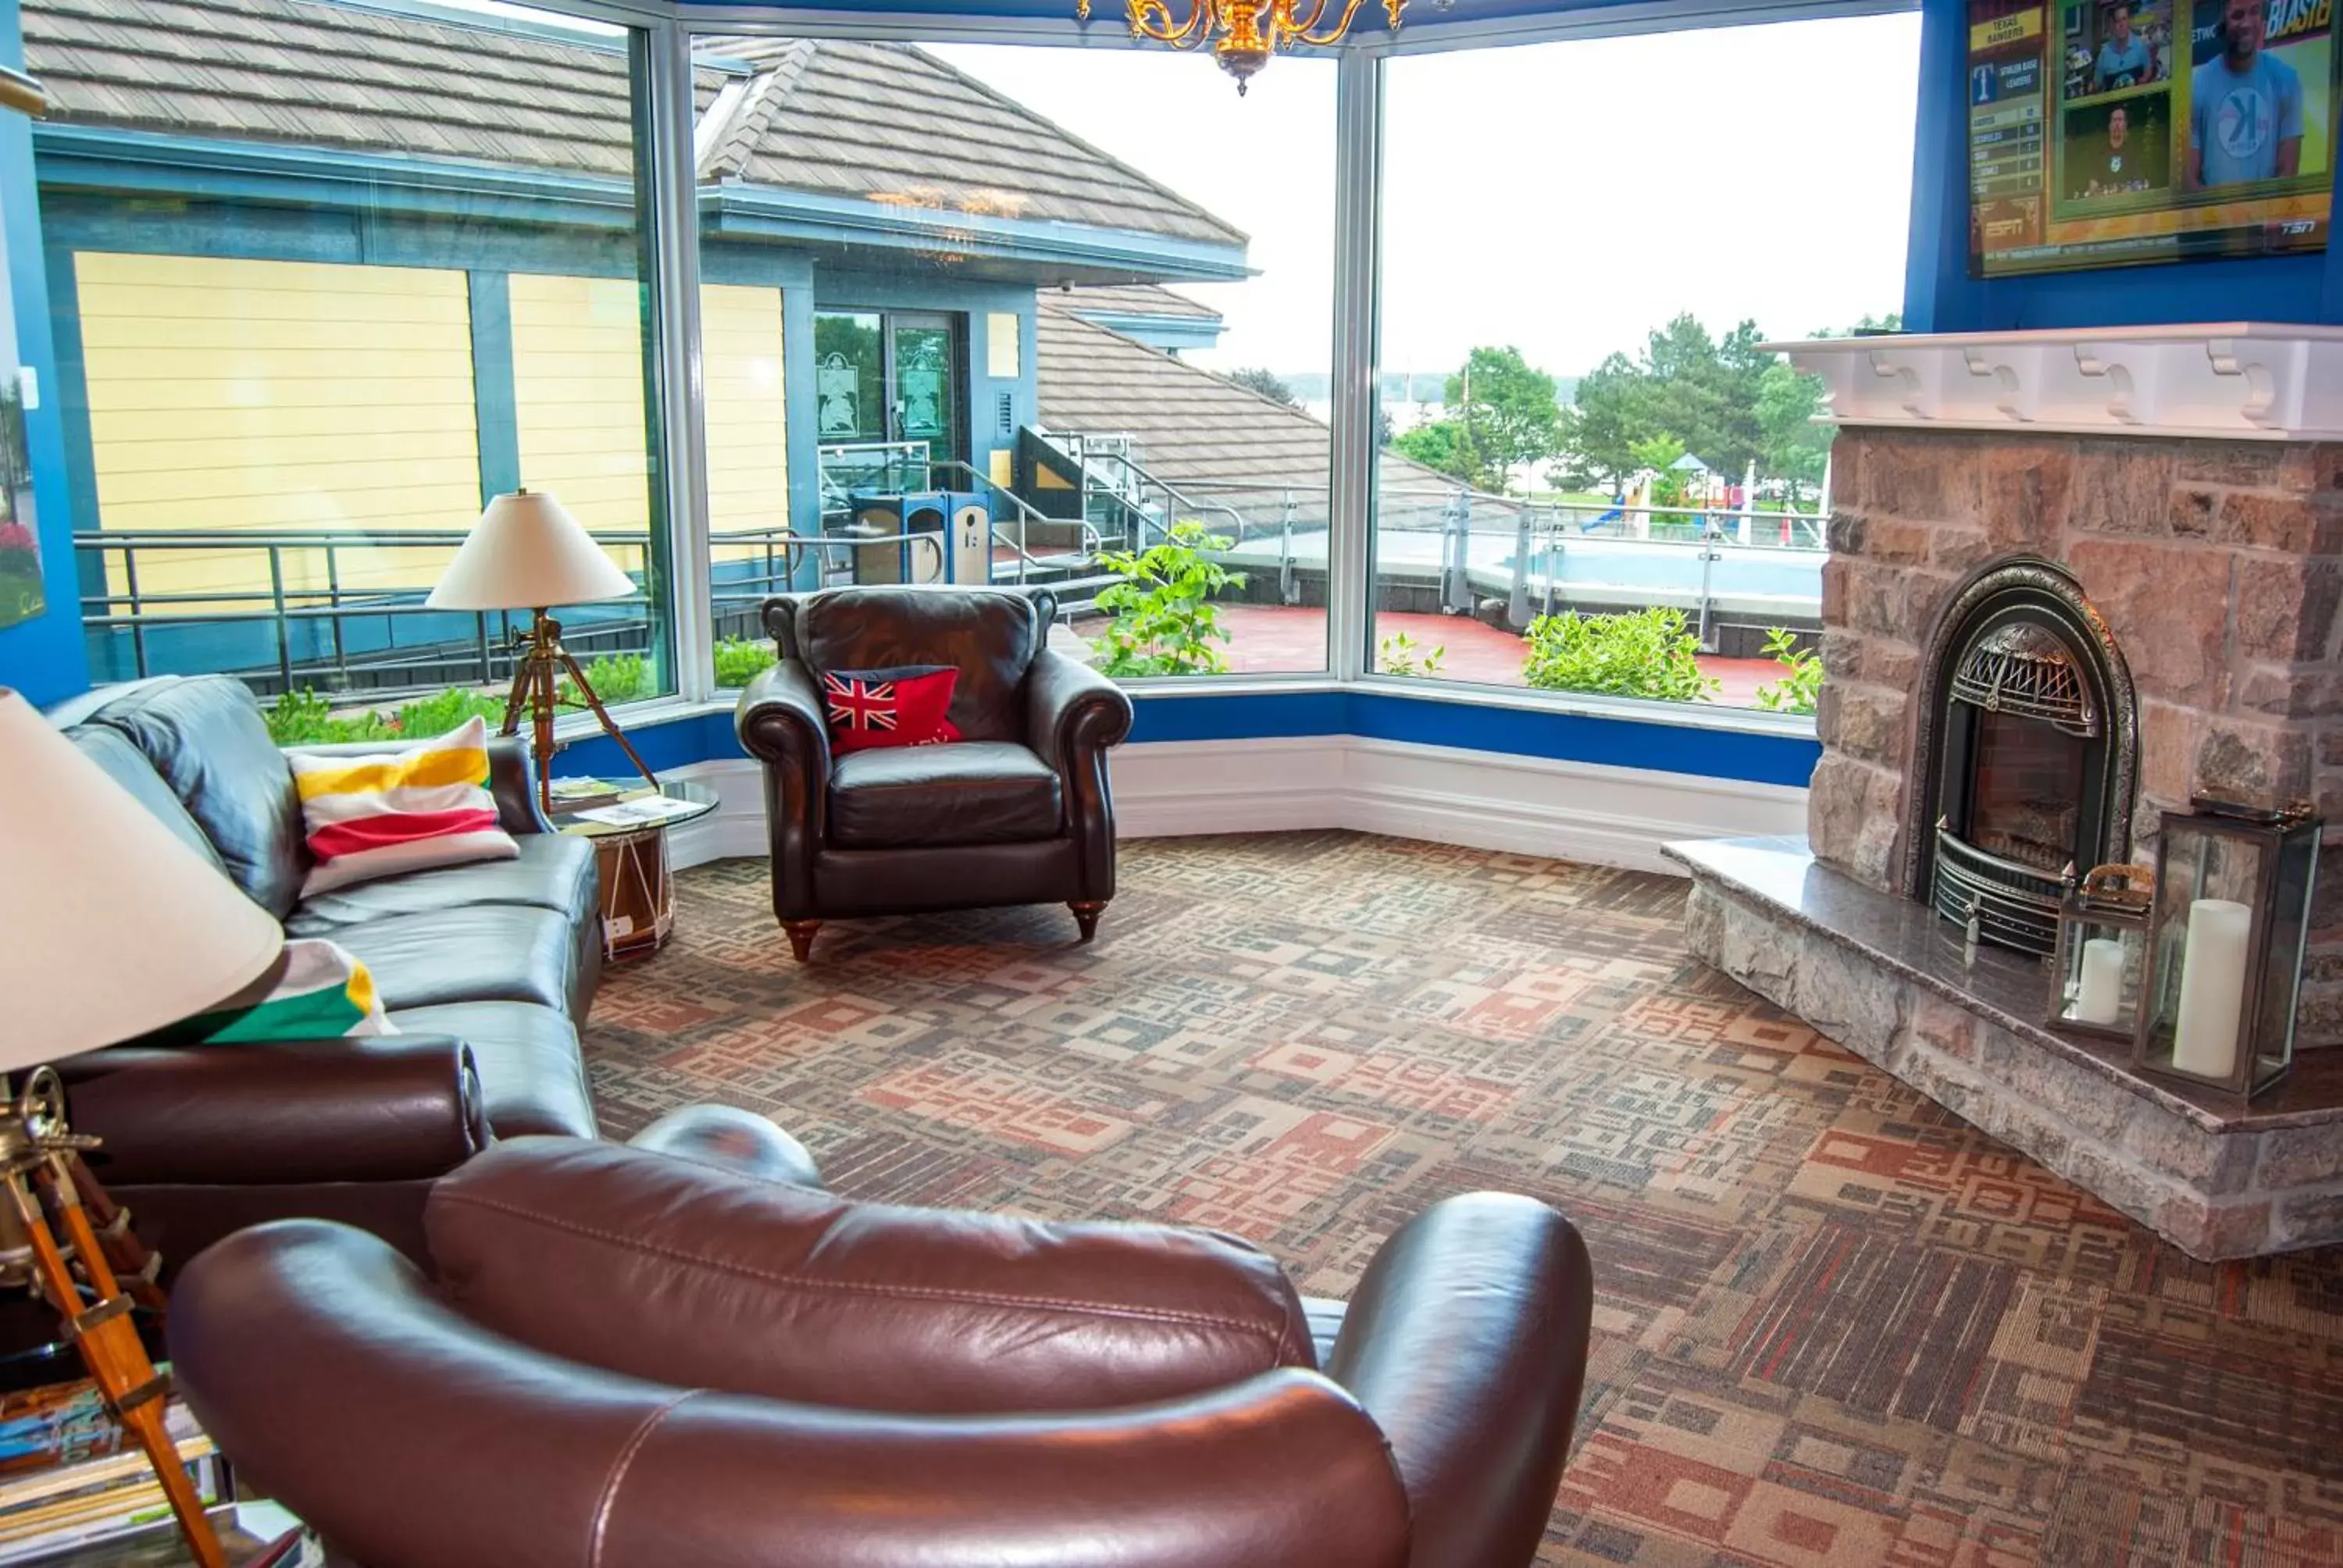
[1035,296,1482,529]
[22,0,1243,247]
[697,40,1243,248]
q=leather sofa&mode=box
[41,675,604,1274]
[736,584,1133,959]
[171,1136,1596,1568]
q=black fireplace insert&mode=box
[1904,558,2138,956]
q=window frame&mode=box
[568,0,1898,732]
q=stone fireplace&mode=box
[1671,324,2343,1260]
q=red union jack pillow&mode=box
[821,665,962,754]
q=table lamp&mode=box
[426,488,660,814]
[0,688,287,1568]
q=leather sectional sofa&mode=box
[42,674,604,1272]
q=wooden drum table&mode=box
[555,780,719,961]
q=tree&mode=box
[1392,418,1483,483]
[1755,358,1831,494]
[1554,310,1898,494]
[1550,351,1646,490]
[1226,367,1299,408]
[1443,346,1564,493]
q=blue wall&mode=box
[0,0,88,704]
[1904,0,2343,330]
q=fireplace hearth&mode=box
[1912,558,2137,956]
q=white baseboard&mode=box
[658,739,1806,878]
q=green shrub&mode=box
[1521,607,1717,704]
[713,636,779,689]
[265,688,394,746]
[1753,626,1822,715]
[1377,630,1446,678]
[393,687,508,736]
[268,686,518,746]
[1091,521,1246,679]
[564,652,651,708]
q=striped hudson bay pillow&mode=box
[165,939,395,1042]
[289,717,519,896]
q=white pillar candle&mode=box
[2173,898,2253,1080]
[2075,937,2127,1026]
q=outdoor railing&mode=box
[76,466,1829,700]
[73,526,661,698]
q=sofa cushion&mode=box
[73,676,307,919]
[70,728,227,875]
[324,905,576,1015]
[289,833,596,932]
[828,742,1062,849]
[776,586,1042,743]
[383,1002,596,1140]
[287,718,519,896]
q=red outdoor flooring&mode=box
[1119,604,1783,709]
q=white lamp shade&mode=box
[0,690,285,1065]
[426,490,637,612]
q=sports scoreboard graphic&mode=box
[1969,0,2341,276]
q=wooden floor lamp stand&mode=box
[500,610,660,818]
[0,1070,226,1568]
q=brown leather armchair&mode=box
[735,585,1133,959]
[170,1139,1595,1568]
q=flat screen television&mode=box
[1969,0,2342,276]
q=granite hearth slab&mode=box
[1667,835,2343,1260]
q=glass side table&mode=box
[553,779,719,961]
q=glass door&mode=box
[814,311,885,445]
[887,313,959,469]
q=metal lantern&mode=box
[2132,799,2321,1097]
[2047,864,2153,1042]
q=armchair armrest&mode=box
[1026,650,1131,902]
[735,659,833,779]
[1025,648,1133,773]
[736,661,833,915]
[1325,1193,1593,1568]
[284,732,551,836]
[59,1037,487,1187]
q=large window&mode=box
[1371,15,1919,715]
[690,34,1336,690]
[24,2,1922,729]
[33,0,676,733]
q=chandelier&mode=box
[1077,0,1407,91]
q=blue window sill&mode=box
[555,679,1820,791]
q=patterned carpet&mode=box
[582,832,2343,1567]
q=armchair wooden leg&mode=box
[782,920,822,962]
[1069,901,1106,944]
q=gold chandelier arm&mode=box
[1129,0,1211,44]
[1276,0,1329,37]
[1293,0,1368,45]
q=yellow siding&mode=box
[74,253,483,606]
[701,283,788,568]
[508,274,654,552]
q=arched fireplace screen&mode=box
[1901,557,2138,957]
